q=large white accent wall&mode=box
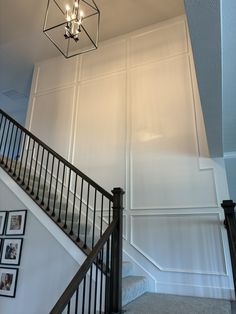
[26,16,234,299]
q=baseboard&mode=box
[155,281,235,300]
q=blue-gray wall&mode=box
[221,0,236,200]
[184,0,223,157]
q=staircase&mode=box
[0,108,148,312]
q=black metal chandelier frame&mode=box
[43,0,100,58]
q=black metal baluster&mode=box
[70,173,77,235]
[88,265,93,314]
[105,238,111,313]
[31,143,40,195]
[17,133,27,181]
[108,200,111,224]
[36,148,45,200]
[99,248,104,314]
[0,116,7,155]
[58,164,66,223]
[84,184,90,248]
[5,123,14,168]
[52,159,60,217]
[1,120,11,164]
[0,113,3,129]
[41,151,50,206]
[91,190,97,248]
[81,277,86,314]
[22,136,31,186]
[75,287,79,314]
[26,140,35,190]
[93,256,99,314]
[100,196,104,237]
[13,129,23,177]
[47,155,55,211]
[64,168,71,229]
[77,179,84,242]
[67,300,70,314]
[9,127,18,173]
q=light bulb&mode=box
[80,10,84,18]
[65,4,70,11]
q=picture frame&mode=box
[5,210,27,236]
[0,211,7,235]
[0,267,18,298]
[0,238,23,266]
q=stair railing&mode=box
[51,187,124,313]
[0,109,125,313]
[221,200,236,290]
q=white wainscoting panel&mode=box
[25,16,234,299]
[73,73,126,192]
[130,55,217,209]
[30,87,76,159]
[35,56,78,93]
[81,40,126,81]
[131,213,226,275]
[130,19,188,67]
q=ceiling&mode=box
[0,0,184,122]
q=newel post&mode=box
[110,187,125,314]
[221,200,236,288]
[221,200,236,228]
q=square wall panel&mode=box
[35,56,78,93]
[30,87,75,159]
[73,73,126,192]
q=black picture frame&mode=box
[0,211,7,235]
[0,238,23,266]
[5,210,27,236]
[0,267,18,298]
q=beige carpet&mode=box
[123,293,232,314]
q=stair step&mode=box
[122,261,134,278]
[122,276,148,306]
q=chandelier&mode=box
[43,0,100,58]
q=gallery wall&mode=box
[25,16,234,298]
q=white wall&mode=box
[26,16,234,299]
[0,178,80,314]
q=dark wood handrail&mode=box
[0,109,113,200]
[50,218,117,314]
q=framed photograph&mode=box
[0,267,18,297]
[0,238,23,266]
[0,211,7,235]
[5,210,27,236]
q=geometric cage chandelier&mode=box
[43,0,100,58]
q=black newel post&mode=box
[221,200,236,288]
[109,187,125,314]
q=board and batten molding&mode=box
[25,16,234,299]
